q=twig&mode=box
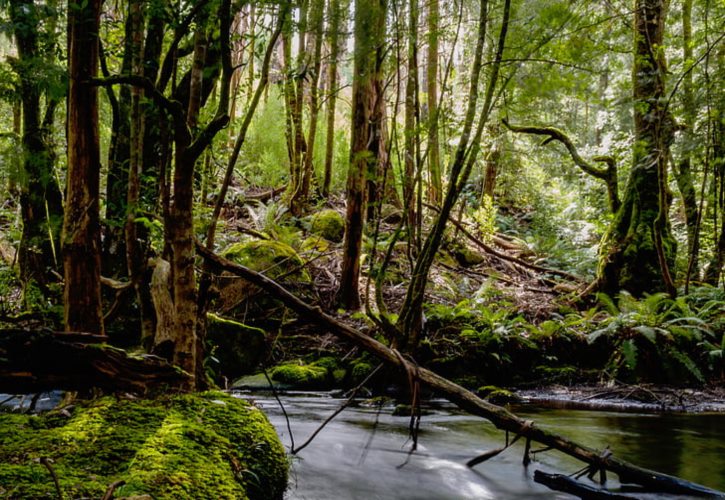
[101,480,126,500]
[262,368,295,452]
[292,363,383,455]
[39,457,63,500]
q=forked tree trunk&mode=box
[63,0,104,334]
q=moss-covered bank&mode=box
[0,391,287,499]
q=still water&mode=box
[242,393,725,500]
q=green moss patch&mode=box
[309,209,345,242]
[270,362,328,389]
[221,240,310,282]
[0,392,287,500]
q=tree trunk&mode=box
[10,0,64,288]
[338,0,386,309]
[598,0,676,296]
[299,0,325,211]
[322,0,342,197]
[63,0,104,334]
[426,0,442,205]
[675,0,700,284]
[403,0,419,236]
[398,0,508,349]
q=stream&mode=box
[241,392,725,499]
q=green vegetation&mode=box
[0,392,287,500]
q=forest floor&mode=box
[211,193,724,412]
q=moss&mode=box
[270,362,328,389]
[309,209,345,242]
[206,313,267,378]
[221,240,310,282]
[476,385,521,405]
[350,362,373,384]
[301,236,331,253]
[0,392,287,500]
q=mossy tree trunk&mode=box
[598,0,676,297]
[426,0,442,205]
[337,0,386,309]
[9,0,64,289]
[63,0,104,334]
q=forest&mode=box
[0,0,723,498]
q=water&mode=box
[242,392,725,500]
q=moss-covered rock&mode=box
[309,209,345,242]
[206,313,267,379]
[350,361,374,384]
[0,392,287,500]
[221,240,309,282]
[476,385,522,405]
[270,362,327,389]
[217,240,310,313]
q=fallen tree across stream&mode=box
[196,242,725,498]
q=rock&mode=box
[309,209,345,242]
[0,392,287,500]
[206,313,267,379]
[270,362,328,389]
[477,385,522,405]
[217,239,310,313]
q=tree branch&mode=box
[502,118,620,212]
[91,75,185,124]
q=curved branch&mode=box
[91,75,185,124]
[502,118,620,212]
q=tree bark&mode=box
[426,0,442,205]
[63,0,104,335]
[598,0,677,297]
[337,0,386,309]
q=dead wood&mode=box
[0,329,189,394]
[534,471,638,499]
[196,241,724,498]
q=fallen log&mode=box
[196,242,725,498]
[533,471,637,499]
[0,329,189,394]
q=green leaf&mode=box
[621,339,638,371]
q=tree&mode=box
[8,0,64,289]
[426,0,441,205]
[337,0,386,309]
[63,0,104,334]
[598,0,676,297]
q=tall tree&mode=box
[426,0,441,204]
[322,0,343,197]
[338,0,386,309]
[63,0,104,334]
[675,0,700,283]
[397,0,511,349]
[598,0,676,296]
[9,0,64,289]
